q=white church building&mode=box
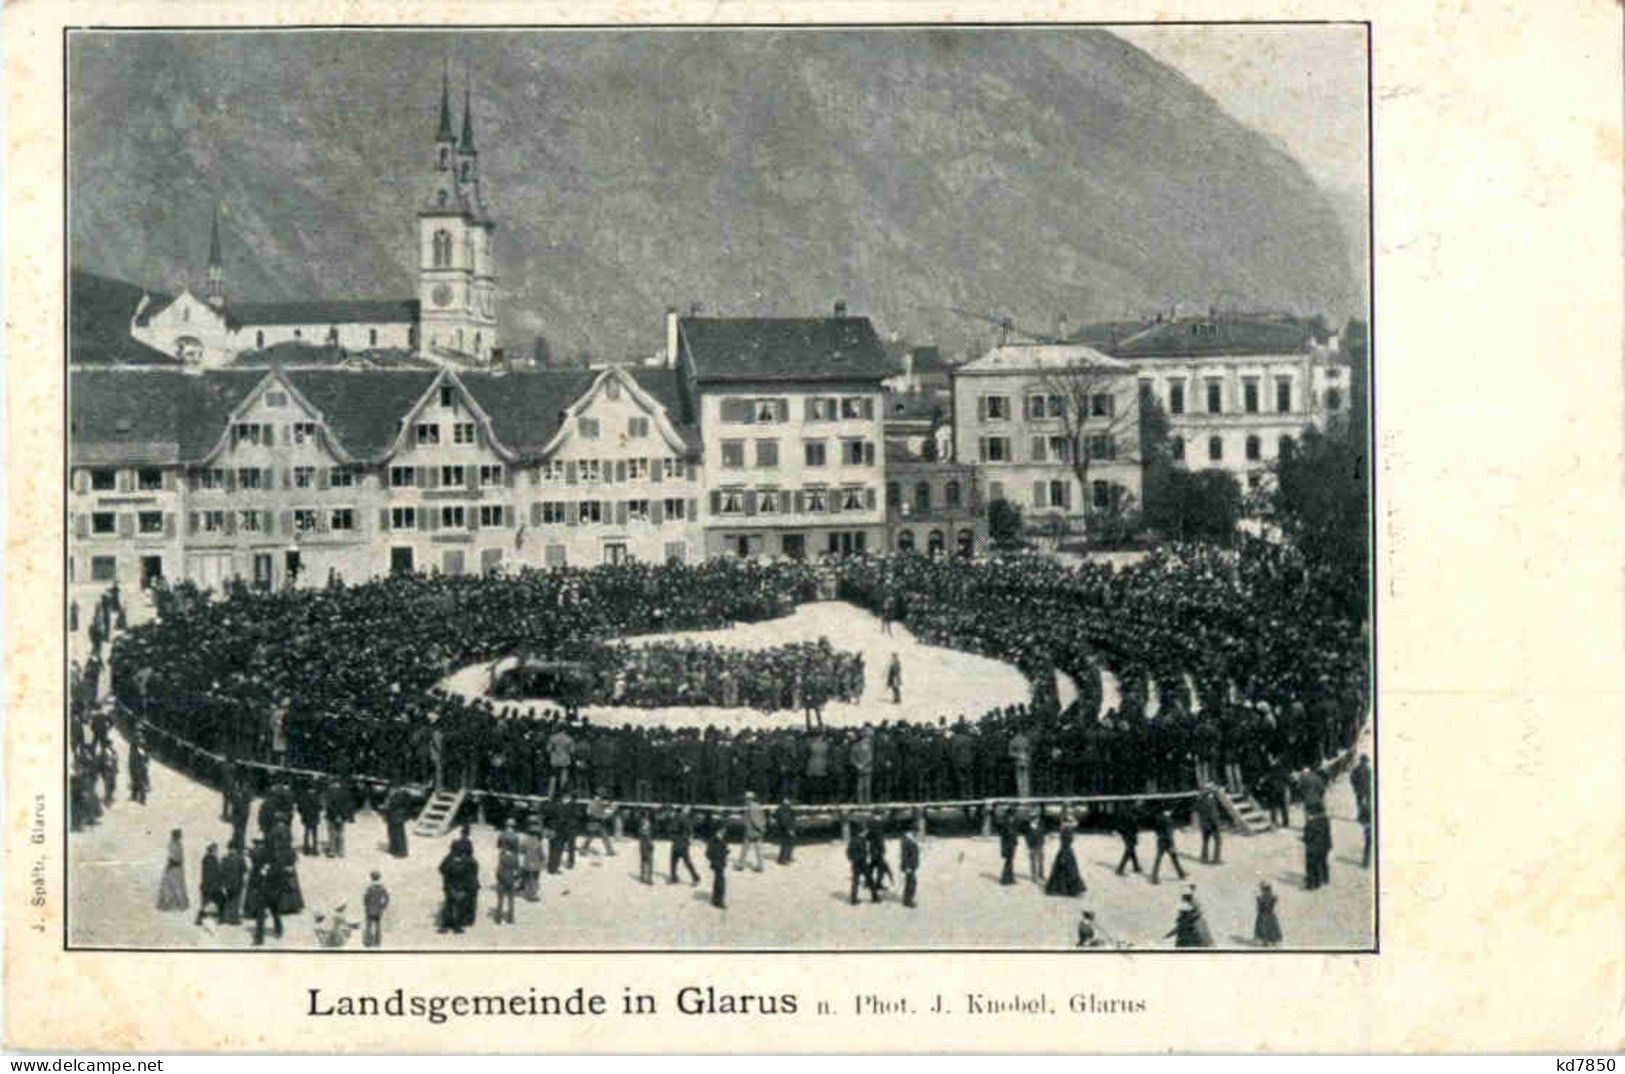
[126,72,500,370]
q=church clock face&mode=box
[431,284,453,308]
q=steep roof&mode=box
[227,298,419,328]
[69,270,182,366]
[678,316,893,384]
[225,342,437,369]
[1111,317,1313,358]
[458,366,695,458]
[70,369,190,463]
[957,342,1131,375]
[283,370,443,460]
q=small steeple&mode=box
[459,70,477,155]
[205,205,225,307]
[436,61,455,146]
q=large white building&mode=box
[950,342,1144,529]
[1110,316,1342,491]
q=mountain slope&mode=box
[69,29,1361,359]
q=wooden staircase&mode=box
[1216,788,1273,836]
[413,789,466,838]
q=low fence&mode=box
[117,704,1211,840]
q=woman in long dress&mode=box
[1044,822,1087,897]
[1253,881,1283,947]
[156,829,188,911]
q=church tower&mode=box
[418,66,499,364]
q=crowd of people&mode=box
[493,638,865,718]
[100,540,1366,823]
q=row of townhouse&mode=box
[70,309,990,593]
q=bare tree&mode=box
[1033,358,1144,533]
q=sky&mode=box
[1113,25,1369,198]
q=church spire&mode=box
[205,204,225,307]
[436,61,455,145]
[459,69,477,155]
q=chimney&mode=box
[665,306,679,368]
[833,299,848,319]
[1055,314,1070,342]
[688,301,702,317]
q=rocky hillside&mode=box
[70,29,1361,360]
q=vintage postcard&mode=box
[4,0,1620,1054]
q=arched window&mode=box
[897,530,915,552]
[914,481,931,513]
[885,481,900,508]
[369,328,378,347]
[1245,435,1261,461]
[1207,436,1223,461]
[438,146,450,170]
[927,529,945,556]
[433,230,453,268]
[945,480,962,508]
[255,330,264,349]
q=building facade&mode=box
[69,364,704,594]
[675,309,893,560]
[1112,316,1338,491]
[950,343,1143,531]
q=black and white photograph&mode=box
[62,25,1375,954]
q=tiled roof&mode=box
[283,370,442,461]
[957,342,1131,375]
[1111,317,1312,358]
[70,271,182,366]
[226,342,437,369]
[1066,320,1153,350]
[71,366,694,467]
[226,298,419,328]
[678,316,893,384]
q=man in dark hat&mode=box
[846,823,868,905]
[668,806,699,885]
[1150,808,1186,884]
[998,809,1020,885]
[704,825,729,909]
[899,829,920,908]
[1195,785,1224,864]
[194,842,224,926]
[220,840,247,924]
[773,797,796,865]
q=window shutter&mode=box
[652,499,664,524]
[687,497,698,520]
[803,398,815,421]
[709,491,722,515]
[616,501,629,526]
[409,425,418,448]
[282,468,292,490]
[530,503,543,527]
[162,470,175,492]
[865,487,876,510]
[1062,481,1073,509]
[417,510,429,533]
[777,399,789,422]
[117,513,134,537]
[977,396,987,422]
[188,513,199,536]
[565,461,578,485]
[830,492,842,515]
[431,467,445,490]
[317,468,329,490]
[468,509,479,531]
[793,491,805,514]
[224,469,237,492]
[428,509,440,532]
[1023,396,1033,420]
[76,515,89,538]
[380,509,391,531]
[861,397,875,420]
[743,491,757,516]
[651,458,663,483]
[316,512,329,534]
[566,503,578,527]
[529,467,540,487]
[616,460,628,483]
[280,511,293,534]
[262,511,273,533]
[978,438,988,462]
[504,467,514,488]
[504,506,515,528]
[164,513,175,538]
[116,470,130,492]
[464,467,477,491]
[1107,394,1117,418]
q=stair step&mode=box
[412,789,467,838]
